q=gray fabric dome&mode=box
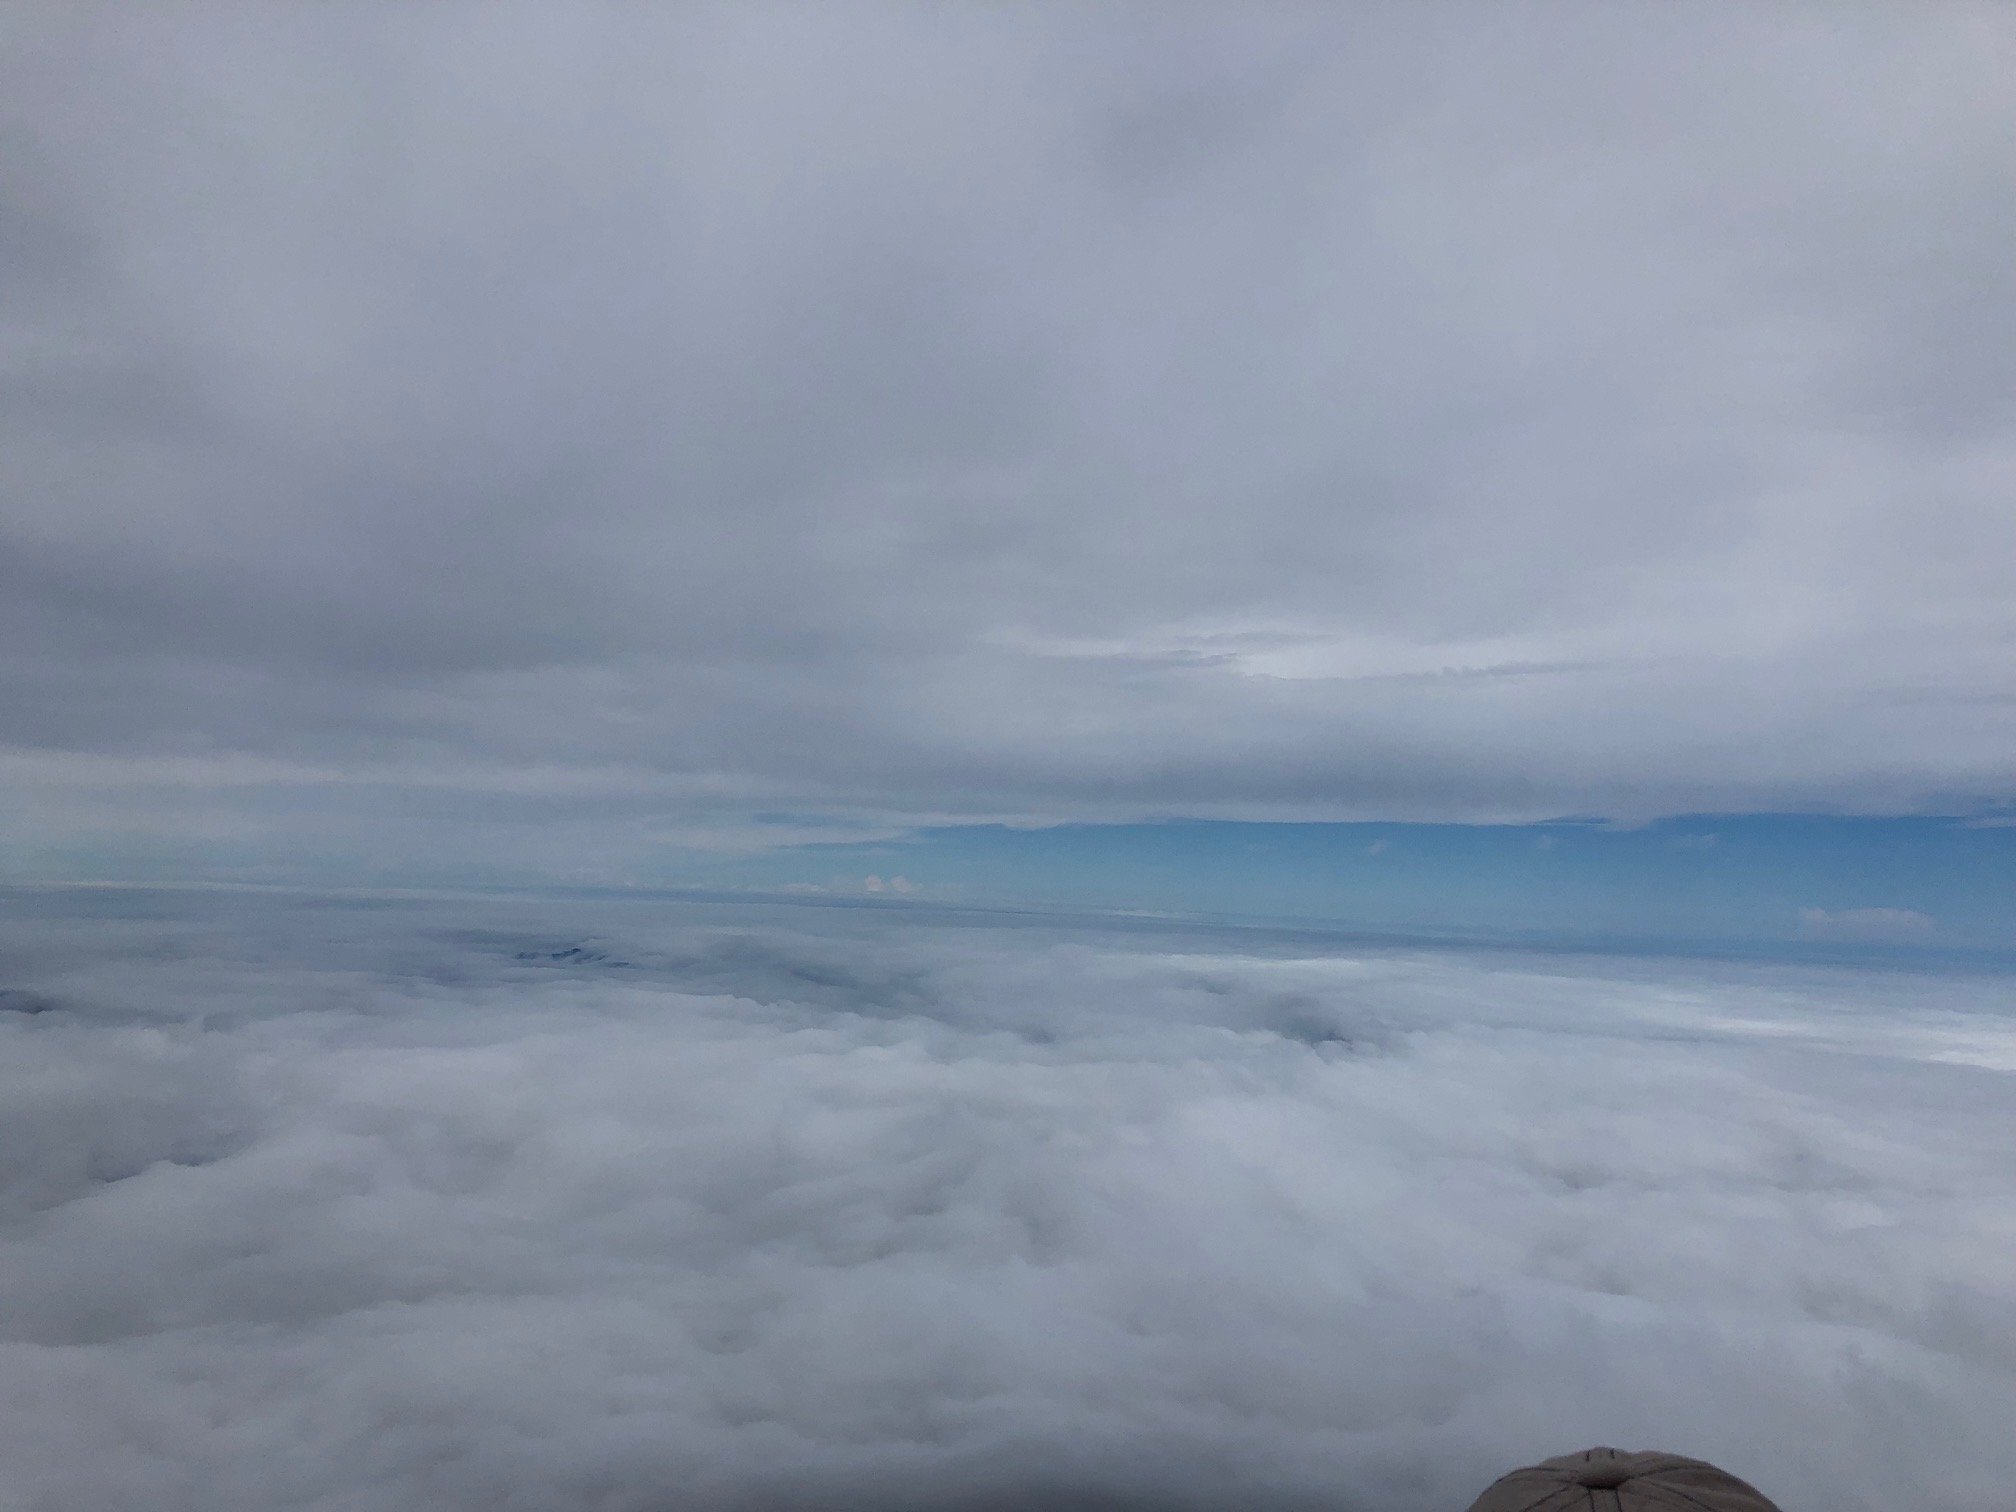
[1464,1447,1783,1512]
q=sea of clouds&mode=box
[2,886,2014,1512]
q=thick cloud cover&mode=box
[3,887,2014,1510]
[4,4,2016,872]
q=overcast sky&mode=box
[5,3,2016,880]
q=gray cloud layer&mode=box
[5,4,2015,867]
[3,888,2015,1510]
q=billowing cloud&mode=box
[3,4,2015,872]
[1,887,2013,1510]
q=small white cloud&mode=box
[1365,839,1389,856]
[1534,834,1557,851]
[1673,833,1719,850]
[858,875,918,894]
[1798,906,1935,939]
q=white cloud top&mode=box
[1,889,2012,1508]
